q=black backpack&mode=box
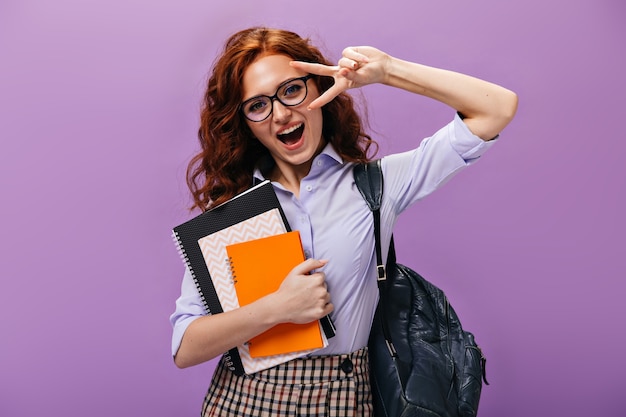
[354,160,489,417]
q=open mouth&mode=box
[277,123,304,146]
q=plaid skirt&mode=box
[202,347,373,417]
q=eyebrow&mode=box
[242,76,304,102]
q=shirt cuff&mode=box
[169,267,206,356]
[449,113,498,161]
[171,316,200,357]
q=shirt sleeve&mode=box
[169,267,206,357]
[381,113,498,214]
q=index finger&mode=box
[289,61,337,77]
[293,258,329,275]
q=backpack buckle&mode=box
[377,265,386,281]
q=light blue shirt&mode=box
[170,114,497,356]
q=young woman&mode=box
[170,27,517,416]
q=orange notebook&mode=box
[225,231,326,358]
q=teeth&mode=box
[278,123,302,136]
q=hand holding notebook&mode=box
[271,258,332,325]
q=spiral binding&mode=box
[171,230,238,372]
[172,231,210,313]
[227,256,237,285]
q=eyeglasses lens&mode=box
[243,77,309,122]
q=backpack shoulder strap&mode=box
[353,160,399,357]
[353,160,383,212]
[353,160,387,281]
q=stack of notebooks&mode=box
[172,180,335,375]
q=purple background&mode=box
[1,1,624,416]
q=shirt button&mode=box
[316,160,322,166]
[305,185,312,192]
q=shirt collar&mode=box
[252,142,344,182]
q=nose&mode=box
[271,98,292,122]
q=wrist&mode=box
[256,292,287,326]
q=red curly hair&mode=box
[187,27,377,211]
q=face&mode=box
[241,54,324,178]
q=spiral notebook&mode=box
[196,210,322,372]
[226,231,327,358]
[172,180,335,374]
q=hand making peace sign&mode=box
[290,46,391,109]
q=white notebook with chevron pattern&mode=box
[197,208,321,373]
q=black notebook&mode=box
[172,180,336,374]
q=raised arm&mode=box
[291,46,518,141]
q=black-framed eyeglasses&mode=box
[240,75,314,122]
